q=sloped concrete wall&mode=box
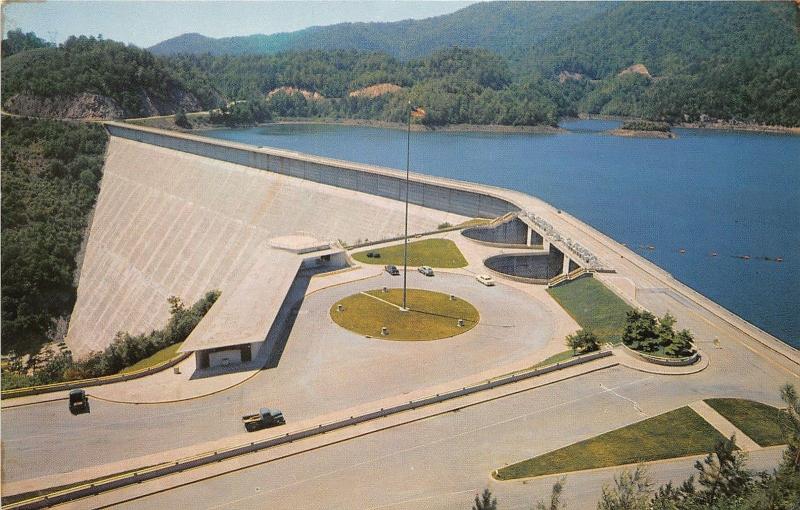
[105,123,518,220]
[66,137,468,357]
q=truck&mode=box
[69,389,90,415]
[242,408,285,432]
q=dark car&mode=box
[69,389,90,415]
[385,265,400,275]
[243,408,286,432]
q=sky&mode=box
[2,1,474,48]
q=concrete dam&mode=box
[66,123,591,359]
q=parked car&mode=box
[476,274,496,286]
[69,389,90,415]
[385,265,400,275]
[418,266,434,276]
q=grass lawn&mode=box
[330,288,479,340]
[547,277,633,344]
[705,398,789,447]
[118,342,183,374]
[494,406,727,480]
[352,239,467,268]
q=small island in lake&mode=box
[609,120,676,139]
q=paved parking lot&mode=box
[1,271,566,485]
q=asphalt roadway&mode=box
[50,260,799,508]
[73,361,789,510]
[1,272,556,485]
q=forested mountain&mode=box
[149,2,610,60]
[149,1,800,127]
[4,2,799,126]
[1,117,108,355]
[2,36,221,119]
[149,2,797,70]
[171,47,569,127]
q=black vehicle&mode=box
[242,408,286,432]
[69,389,90,415]
[385,265,400,275]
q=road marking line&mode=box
[599,382,647,416]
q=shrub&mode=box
[566,329,600,354]
[0,291,219,390]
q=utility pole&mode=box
[403,101,411,310]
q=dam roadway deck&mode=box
[1,123,797,507]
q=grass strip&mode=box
[118,342,184,374]
[494,406,727,480]
[546,277,633,344]
[704,398,789,447]
[352,239,467,268]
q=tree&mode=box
[535,477,566,510]
[566,329,600,354]
[473,488,497,510]
[692,436,751,504]
[174,109,191,129]
[622,310,658,351]
[666,329,695,358]
[656,312,676,347]
[780,383,800,472]
[597,466,652,510]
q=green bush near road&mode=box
[494,406,727,480]
[546,277,633,344]
[704,398,789,447]
[352,239,468,268]
[1,291,219,390]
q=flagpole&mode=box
[403,101,411,310]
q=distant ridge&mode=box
[148,2,610,59]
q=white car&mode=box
[476,274,495,286]
[418,266,434,276]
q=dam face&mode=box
[66,133,471,357]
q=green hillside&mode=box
[149,2,610,60]
[1,117,108,355]
[2,36,221,118]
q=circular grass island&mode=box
[330,288,479,341]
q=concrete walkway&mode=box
[689,400,761,451]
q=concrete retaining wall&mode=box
[484,250,562,281]
[462,217,534,245]
[621,343,700,366]
[105,123,519,220]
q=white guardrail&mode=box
[4,350,612,510]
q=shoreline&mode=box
[576,114,800,136]
[607,128,676,139]
[268,117,566,134]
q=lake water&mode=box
[203,120,800,348]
